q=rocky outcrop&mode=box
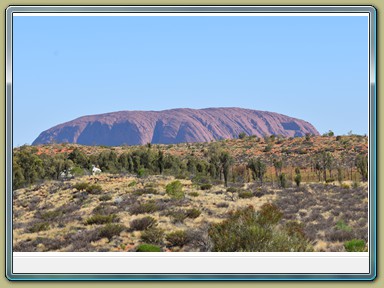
[32,108,319,146]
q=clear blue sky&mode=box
[13,15,369,146]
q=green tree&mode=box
[294,168,301,187]
[238,132,247,139]
[68,148,89,168]
[355,154,368,181]
[157,150,165,175]
[247,158,267,185]
[219,151,233,187]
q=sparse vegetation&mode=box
[136,244,162,252]
[166,181,184,200]
[12,135,368,252]
[344,239,366,252]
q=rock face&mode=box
[32,108,319,146]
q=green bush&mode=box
[140,227,164,245]
[99,194,112,202]
[166,181,184,200]
[189,192,199,197]
[208,206,312,252]
[264,144,273,152]
[28,222,50,233]
[226,187,238,193]
[85,214,118,225]
[200,184,212,190]
[336,220,352,232]
[166,230,189,247]
[186,208,201,219]
[257,203,283,227]
[98,224,125,240]
[133,188,158,196]
[169,210,188,223]
[39,210,62,220]
[74,182,89,191]
[129,201,160,215]
[130,216,157,231]
[136,244,162,252]
[238,132,247,139]
[137,168,147,178]
[238,191,253,199]
[344,239,366,252]
[86,184,103,194]
[70,166,85,177]
[128,181,137,187]
[341,183,350,189]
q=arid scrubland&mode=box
[12,134,369,252]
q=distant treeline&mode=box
[12,136,368,190]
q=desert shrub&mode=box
[140,227,164,245]
[238,191,253,199]
[192,175,211,185]
[257,203,283,227]
[14,236,66,252]
[166,230,190,247]
[336,220,352,232]
[99,194,112,202]
[189,192,199,197]
[73,182,89,191]
[186,208,201,219]
[98,224,125,240]
[185,227,213,252]
[38,210,63,221]
[136,244,162,252]
[344,239,366,252]
[238,132,247,139]
[226,187,237,193]
[168,209,188,223]
[133,187,158,196]
[216,202,229,208]
[137,168,148,178]
[327,229,354,242]
[128,181,137,187]
[85,214,118,225]
[92,204,118,216]
[86,184,103,194]
[130,216,157,231]
[129,201,161,215]
[28,222,50,233]
[341,183,350,189]
[166,181,184,200]
[65,229,100,252]
[200,184,212,190]
[284,221,306,239]
[264,144,273,152]
[208,206,312,252]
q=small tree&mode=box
[238,132,247,139]
[219,151,233,187]
[294,173,301,187]
[355,154,368,182]
[248,158,267,185]
[278,173,287,188]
